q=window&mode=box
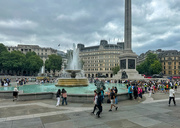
[168,62,171,65]
[169,66,171,69]
[174,66,176,69]
[174,62,176,65]
[169,71,172,75]
[174,71,176,75]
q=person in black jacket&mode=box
[96,92,103,118]
[56,89,61,107]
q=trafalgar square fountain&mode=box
[56,44,88,87]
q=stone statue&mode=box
[94,79,106,93]
[121,71,128,79]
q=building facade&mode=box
[78,40,124,78]
[137,49,180,76]
[7,44,57,63]
[158,50,180,76]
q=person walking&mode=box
[114,87,118,104]
[133,85,138,100]
[149,86,152,97]
[96,92,103,118]
[91,90,98,114]
[56,89,61,107]
[62,88,67,105]
[13,87,18,101]
[169,86,176,106]
[128,84,133,100]
[109,89,118,111]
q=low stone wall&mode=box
[0,91,129,103]
[0,91,14,99]
[18,92,54,101]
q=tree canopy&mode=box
[0,43,8,54]
[25,51,43,74]
[0,48,43,75]
[111,65,120,75]
[45,54,62,75]
[136,53,162,75]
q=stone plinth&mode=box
[55,78,88,87]
[113,51,144,80]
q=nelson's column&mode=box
[113,0,143,80]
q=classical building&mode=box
[158,50,180,76]
[78,40,124,78]
[7,44,57,63]
[138,49,180,76]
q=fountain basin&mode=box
[55,78,88,87]
[0,83,128,102]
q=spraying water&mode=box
[67,43,81,70]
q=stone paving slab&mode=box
[40,114,70,124]
[0,121,12,128]
[0,105,60,118]
[44,120,77,128]
[128,116,162,127]
[147,122,178,128]
[169,119,180,127]
[81,124,111,128]
[12,118,43,128]
[105,119,144,128]
[147,113,178,123]
[73,116,103,128]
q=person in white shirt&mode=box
[91,90,98,114]
[169,86,176,106]
[4,82,8,86]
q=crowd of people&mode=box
[126,79,178,105]
[0,78,11,86]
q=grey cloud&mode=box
[0,0,180,54]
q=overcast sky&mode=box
[0,0,180,55]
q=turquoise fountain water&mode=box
[0,83,127,94]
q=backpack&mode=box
[134,86,137,92]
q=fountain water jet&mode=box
[56,44,88,87]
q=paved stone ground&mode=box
[0,88,180,128]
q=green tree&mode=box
[150,60,162,74]
[25,52,43,75]
[0,43,8,71]
[112,65,120,75]
[136,53,162,75]
[0,51,26,74]
[45,54,62,75]
[10,51,26,73]
[0,52,11,71]
[0,43,8,54]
